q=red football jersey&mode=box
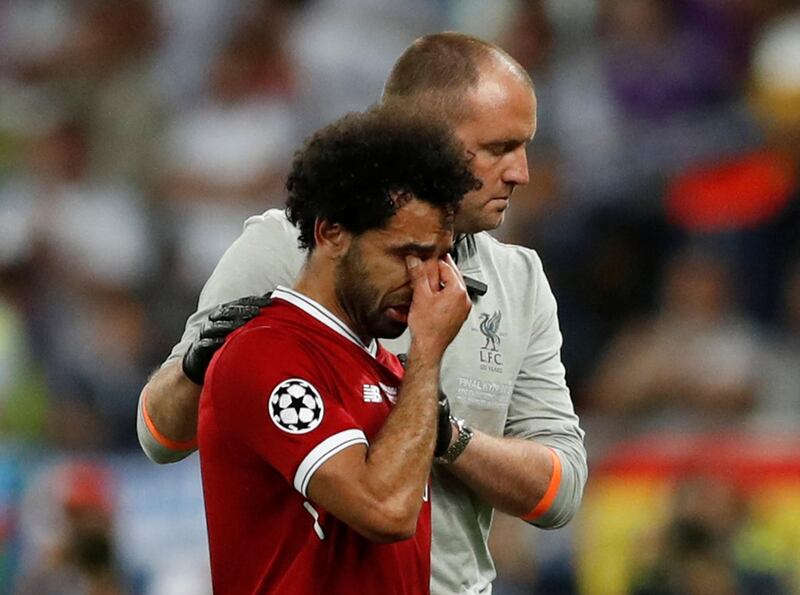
[199,287,431,595]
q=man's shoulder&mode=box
[242,208,296,235]
[208,306,325,388]
[473,231,539,257]
[213,305,303,360]
[196,209,303,312]
[470,232,545,276]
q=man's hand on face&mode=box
[406,254,471,358]
[182,294,272,385]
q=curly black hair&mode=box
[285,106,481,251]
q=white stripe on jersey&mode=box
[293,429,368,496]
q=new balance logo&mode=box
[379,383,398,404]
[363,384,383,403]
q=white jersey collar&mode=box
[272,286,378,357]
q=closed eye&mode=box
[389,243,437,261]
[483,140,526,157]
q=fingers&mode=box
[428,262,442,293]
[237,294,272,307]
[209,304,262,321]
[197,336,225,352]
[408,254,467,299]
[406,255,423,279]
[406,255,433,298]
[405,254,470,357]
[209,294,271,321]
[438,254,465,292]
[444,252,459,273]
[200,319,247,338]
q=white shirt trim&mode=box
[293,429,368,497]
[273,286,378,357]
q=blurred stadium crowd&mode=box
[1,0,799,594]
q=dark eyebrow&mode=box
[390,242,437,257]
[389,240,455,260]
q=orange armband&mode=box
[521,448,562,523]
[141,389,198,452]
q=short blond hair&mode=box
[381,32,533,124]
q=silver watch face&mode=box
[451,416,466,432]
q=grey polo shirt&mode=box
[138,209,587,595]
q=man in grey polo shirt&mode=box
[138,32,587,594]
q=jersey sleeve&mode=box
[504,251,588,529]
[203,326,367,497]
[163,209,306,365]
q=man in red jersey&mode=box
[198,107,478,595]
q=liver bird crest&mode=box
[479,311,502,351]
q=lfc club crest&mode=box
[478,310,503,371]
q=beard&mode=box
[334,242,407,341]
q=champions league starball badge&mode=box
[268,378,325,434]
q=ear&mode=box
[314,218,351,258]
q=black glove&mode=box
[434,389,453,458]
[182,294,272,385]
[396,353,452,458]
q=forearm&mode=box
[364,344,440,510]
[307,343,441,541]
[307,254,471,540]
[138,360,202,463]
[445,431,555,518]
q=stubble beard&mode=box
[334,242,405,341]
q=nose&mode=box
[502,147,530,187]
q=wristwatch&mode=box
[436,416,473,464]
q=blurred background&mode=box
[0,0,799,593]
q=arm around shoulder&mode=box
[138,209,302,463]
[505,250,587,528]
[444,247,587,526]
